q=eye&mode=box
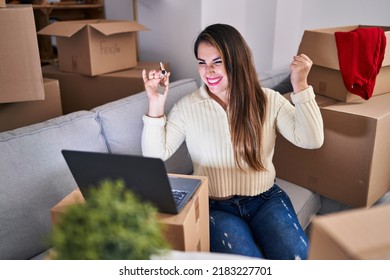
[198,61,206,67]
[214,59,223,65]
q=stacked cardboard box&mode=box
[274,93,390,207]
[0,5,44,104]
[42,61,170,114]
[273,25,390,260]
[38,19,165,114]
[273,25,390,208]
[0,5,62,132]
[0,78,63,132]
[299,25,390,102]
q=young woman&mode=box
[141,23,324,259]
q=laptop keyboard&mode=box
[172,189,188,206]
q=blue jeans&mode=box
[209,184,309,260]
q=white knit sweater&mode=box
[142,85,323,198]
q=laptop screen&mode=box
[61,150,201,214]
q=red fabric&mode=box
[334,27,386,100]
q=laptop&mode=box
[61,150,202,214]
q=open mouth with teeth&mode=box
[206,76,223,86]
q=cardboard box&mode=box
[0,5,45,104]
[310,65,390,102]
[51,174,210,252]
[309,204,390,259]
[38,20,147,76]
[158,174,209,252]
[273,93,390,207]
[0,78,63,132]
[42,61,169,114]
[51,187,86,225]
[298,25,390,102]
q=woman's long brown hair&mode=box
[194,23,268,171]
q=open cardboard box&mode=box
[38,20,147,76]
[298,25,390,102]
[274,93,390,207]
[309,204,390,259]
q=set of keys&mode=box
[160,62,167,77]
[158,62,167,90]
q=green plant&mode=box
[50,179,170,260]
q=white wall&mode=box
[105,0,390,85]
[274,0,390,69]
[200,0,279,78]
[137,0,202,82]
[104,0,134,21]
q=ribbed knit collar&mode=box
[192,84,227,111]
[189,84,212,104]
[192,84,226,111]
[198,84,212,100]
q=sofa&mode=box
[1,77,387,260]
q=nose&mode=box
[206,64,215,75]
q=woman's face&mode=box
[197,42,228,96]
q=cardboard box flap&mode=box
[89,21,147,36]
[314,94,338,107]
[38,21,88,37]
[284,92,338,107]
[298,30,339,69]
[323,92,390,119]
[38,20,147,37]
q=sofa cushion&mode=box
[258,65,292,93]
[92,79,198,174]
[0,111,108,260]
[375,191,390,205]
[275,178,321,230]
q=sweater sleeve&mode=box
[275,86,324,149]
[141,104,186,160]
